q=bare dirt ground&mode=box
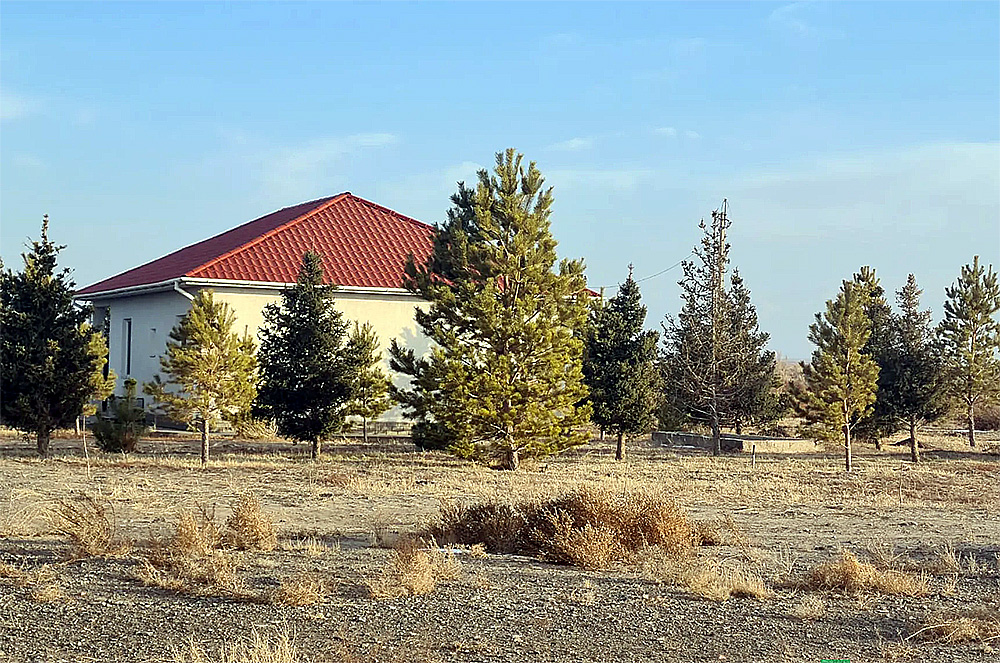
[1,430,998,662]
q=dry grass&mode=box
[367,537,461,599]
[637,549,773,601]
[0,562,65,602]
[173,628,299,663]
[789,594,825,620]
[430,488,697,570]
[50,493,129,558]
[803,550,929,596]
[224,493,277,552]
[271,573,328,606]
[911,607,1000,644]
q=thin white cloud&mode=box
[768,2,816,36]
[684,130,701,140]
[548,137,592,152]
[0,90,41,121]
[654,127,677,137]
[11,154,44,169]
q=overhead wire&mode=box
[594,251,695,294]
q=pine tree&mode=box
[882,275,947,463]
[144,290,257,464]
[726,270,780,434]
[346,322,392,444]
[852,267,898,448]
[255,252,358,459]
[583,267,660,460]
[803,279,880,472]
[0,216,111,456]
[390,148,591,470]
[937,256,1000,447]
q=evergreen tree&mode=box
[852,267,898,448]
[583,267,660,460]
[93,378,149,453]
[0,216,110,456]
[882,275,947,463]
[81,330,116,434]
[346,322,393,444]
[726,270,780,434]
[803,279,880,472]
[145,290,257,464]
[255,252,358,459]
[390,148,591,470]
[936,256,1000,447]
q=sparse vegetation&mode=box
[802,550,929,596]
[367,536,461,599]
[224,493,277,552]
[271,572,328,606]
[172,628,299,663]
[912,607,1000,644]
[51,493,129,558]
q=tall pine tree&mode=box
[145,290,257,464]
[0,216,110,456]
[852,267,897,448]
[803,279,880,472]
[882,275,947,463]
[345,322,392,444]
[390,148,591,470]
[936,256,1000,447]
[583,267,660,460]
[255,252,359,459]
[726,270,780,434]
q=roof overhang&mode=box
[75,277,416,302]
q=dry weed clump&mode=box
[173,628,298,663]
[0,562,65,602]
[789,595,825,620]
[804,550,929,596]
[367,537,461,599]
[636,549,773,601]
[271,573,328,606]
[430,489,697,570]
[51,494,129,558]
[225,493,277,552]
[910,607,1000,644]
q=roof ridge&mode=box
[345,193,438,232]
[187,193,350,279]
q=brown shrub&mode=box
[803,550,929,596]
[429,488,697,569]
[271,573,327,606]
[135,549,246,598]
[225,493,277,552]
[175,506,222,557]
[51,494,129,558]
[172,628,298,663]
[912,607,1000,643]
[367,537,461,599]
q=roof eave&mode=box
[76,277,418,301]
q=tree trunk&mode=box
[36,429,51,458]
[500,447,520,471]
[967,403,976,448]
[711,415,721,456]
[200,419,209,465]
[75,417,81,437]
[844,423,853,473]
[734,418,742,436]
[599,428,605,442]
[311,437,322,461]
[909,416,919,464]
[615,432,624,461]
[362,417,368,445]
[874,437,882,451]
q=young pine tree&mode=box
[144,290,257,464]
[346,322,393,444]
[0,216,110,456]
[583,267,660,461]
[255,252,358,459]
[852,267,898,449]
[882,275,947,463]
[936,256,1000,447]
[726,269,780,434]
[803,279,880,472]
[390,148,591,470]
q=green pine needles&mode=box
[390,148,592,470]
[145,290,257,464]
[346,322,393,444]
[255,252,359,459]
[0,216,112,457]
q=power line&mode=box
[595,251,694,294]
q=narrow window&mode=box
[123,318,133,375]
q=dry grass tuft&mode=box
[225,493,277,552]
[789,594,825,620]
[173,628,298,663]
[682,564,774,601]
[911,607,1000,644]
[367,537,461,599]
[51,493,129,558]
[430,488,697,570]
[271,573,328,606]
[135,549,246,598]
[804,550,929,596]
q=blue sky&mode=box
[2,1,998,359]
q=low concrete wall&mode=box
[652,431,817,454]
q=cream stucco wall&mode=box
[87,283,430,421]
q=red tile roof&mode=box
[77,193,436,296]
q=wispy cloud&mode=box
[654,127,677,137]
[548,137,593,152]
[768,2,815,36]
[0,90,41,121]
[684,130,701,140]
[11,154,44,169]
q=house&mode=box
[75,193,434,420]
